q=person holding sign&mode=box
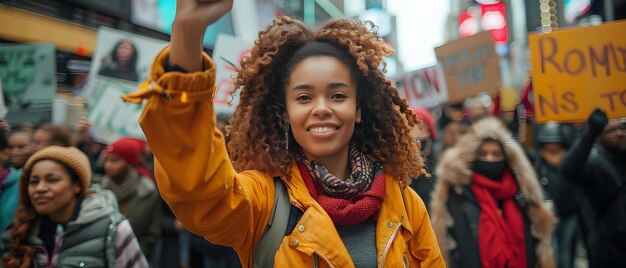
[121,0,445,267]
[430,117,556,268]
[556,109,626,267]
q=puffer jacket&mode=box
[100,168,161,258]
[430,117,556,268]
[0,188,148,268]
[122,46,445,268]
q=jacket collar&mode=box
[65,190,115,233]
[379,175,413,235]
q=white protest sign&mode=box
[86,27,167,143]
[391,65,448,108]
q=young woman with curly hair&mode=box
[0,146,148,268]
[122,0,444,267]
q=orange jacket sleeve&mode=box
[122,47,274,261]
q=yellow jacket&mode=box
[123,47,445,268]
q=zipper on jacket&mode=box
[312,251,333,268]
[313,254,319,268]
[379,219,403,268]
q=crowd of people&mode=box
[0,0,624,267]
[0,115,242,268]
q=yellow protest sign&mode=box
[529,20,626,123]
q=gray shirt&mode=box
[336,220,378,267]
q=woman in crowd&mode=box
[7,130,33,170]
[0,146,147,267]
[121,0,444,267]
[99,137,161,261]
[430,117,556,268]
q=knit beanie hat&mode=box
[104,137,142,167]
[411,107,437,140]
[22,146,92,195]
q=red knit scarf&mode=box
[297,161,386,226]
[470,170,527,268]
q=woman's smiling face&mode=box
[284,55,361,161]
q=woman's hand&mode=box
[170,0,234,72]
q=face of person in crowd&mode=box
[103,153,131,180]
[478,140,505,162]
[445,106,465,122]
[442,122,464,150]
[468,100,487,122]
[473,140,508,180]
[539,142,566,167]
[284,56,360,163]
[32,129,52,153]
[28,160,80,223]
[599,119,626,155]
[116,40,135,66]
[8,132,33,168]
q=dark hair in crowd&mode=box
[0,128,8,150]
[227,17,424,185]
[36,124,74,147]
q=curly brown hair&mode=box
[228,17,424,185]
[1,159,87,268]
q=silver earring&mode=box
[285,125,290,152]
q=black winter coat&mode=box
[557,132,626,267]
[444,184,539,268]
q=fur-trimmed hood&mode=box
[430,117,556,267]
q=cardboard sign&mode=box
[86,27,167,143]
[213,34,252,114]
[391,65,448,108]
[435,31,501,104]
[0,43,56,125]
[529,20,626,123]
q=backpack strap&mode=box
[254,177,291,268]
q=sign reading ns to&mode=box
[529,20,626,123]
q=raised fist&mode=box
[587,108,608,136]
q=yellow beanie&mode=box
[22,146,92,194]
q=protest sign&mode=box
[86,27,167,143]
[529,20,626,123]
[435,31,501,104]
[0,43,56,125]
[391,65,448,108]
[213,34,252,114]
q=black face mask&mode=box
[472,160,507,180]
